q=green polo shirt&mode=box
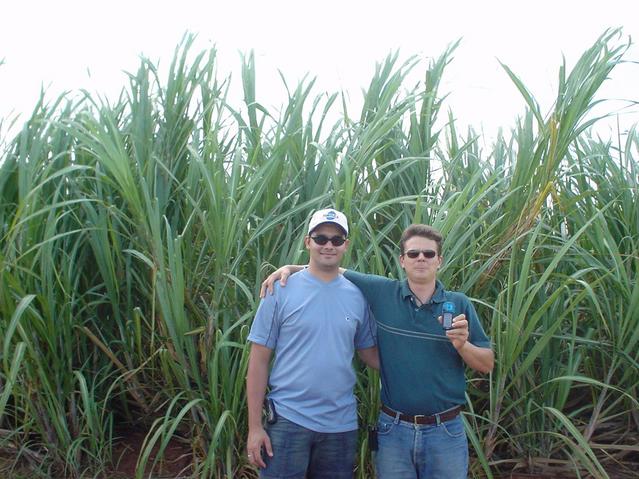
[344,270,491,416]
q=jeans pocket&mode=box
[377,418,396,436]
[441,417,465,439]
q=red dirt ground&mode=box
[110,430,193,478]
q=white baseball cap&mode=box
[307,208,349,235]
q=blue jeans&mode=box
[375,410,468,479]
[261,416,358,479]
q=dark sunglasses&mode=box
[310,235,346,246]
[404,249,438,259]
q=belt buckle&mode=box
[412,414,425,426]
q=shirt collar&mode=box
[401,279,446,304]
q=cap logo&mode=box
[308,208,348,235]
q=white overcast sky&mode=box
[1,0,638,142]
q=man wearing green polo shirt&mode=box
[261,224,494,478]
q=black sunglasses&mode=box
[310,235,346,246]
[404,249,438,259]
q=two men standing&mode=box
[247,209,494,478]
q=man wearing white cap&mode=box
[246,208,379,479]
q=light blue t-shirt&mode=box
[248,269,376,433]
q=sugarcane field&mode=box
[1,10,638,479]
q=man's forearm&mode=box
[247,376,267,430]
[357,346,380,370]
[247,346,271,430]
[458,342,494,374]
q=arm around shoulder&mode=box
[260,264,306,297]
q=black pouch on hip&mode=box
[264,398,277,425]
[368,425,378,451]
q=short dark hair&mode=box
[399,224,443,255]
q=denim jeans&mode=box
[261,415,358,479]
[375,410,468,479]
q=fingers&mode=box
[247,434,273,469]
[255,436,273,468]
[446,314,468,350]
[437,314,467,326]
[247,449,258,467]
[252,448,267,469]
[259,268,293,299]
[259,274,276,299]
[247,443,265,468]
[264,435,273,459]
[279,270,290,287]
[448,314,465,328]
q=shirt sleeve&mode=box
[354,305,377,350]
[247,290,279,349]
[343,270,393,307]
[464,297,491,349]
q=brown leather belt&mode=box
[381,404,462,425]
